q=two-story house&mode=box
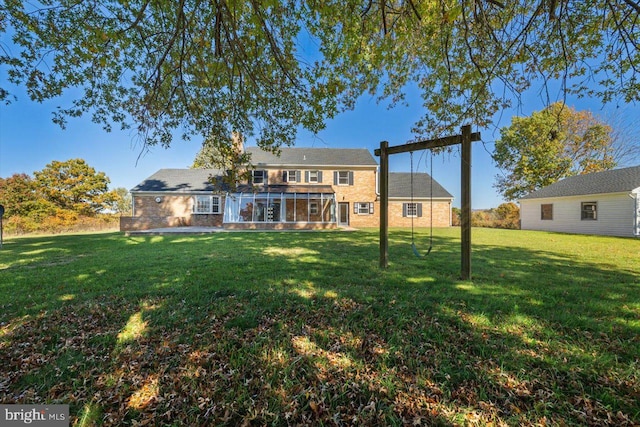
[120,147,453,231]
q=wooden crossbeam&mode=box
[374,132,480,156]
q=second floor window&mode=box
[335,171,354,186]
[307,170,322,183]
[283,170,300,183]
[252,170,266,184]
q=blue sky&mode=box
[1,79,637,209]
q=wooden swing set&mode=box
[374,125,480,280]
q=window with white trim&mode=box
[403,202,422,218]
[309,201,319,215]
[355,202,374,215]
[307,170,321,183]
[406,203,418,217]
[193,195,221,214]
[338,171,350,185]
[252,170,266,184]
[283,170,299,183]
[581,201,597,220]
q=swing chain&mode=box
[409,150,434,257]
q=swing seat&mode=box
[412,242,432,258]
[411,242,422,258]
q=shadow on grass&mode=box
[0,230,638,425]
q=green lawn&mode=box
[1,228,638,426]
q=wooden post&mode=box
[461,125,472,280]
[379,141,389,268]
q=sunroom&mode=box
[223,185,337,229]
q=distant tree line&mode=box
[0,159,130,234]
[453,202,520,230]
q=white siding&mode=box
[520,192,636,237]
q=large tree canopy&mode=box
[34,159,117,215]
[0,173,39,217]
[492,102,633,200]
[2,1,639,160]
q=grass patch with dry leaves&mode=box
[1,228,639,425]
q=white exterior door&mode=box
[338,203,349,226]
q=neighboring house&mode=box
[388,172,454,229]
[120,147,454,231]
[519,165,640,237]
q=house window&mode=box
[581,202,597,220]
[334,171,354,186]
[194,196,221,214]
[307,170,322,183]
[310,201,319,215]
[283,170,299,183]
[338,171,350,185]
[252,170,266,184]
[355,202,374,215]
[403,202,422,218]
[541,204,553,220]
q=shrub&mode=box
[3,213,120,235]
[451,207,461,226]
[468,203,520,229]
[494,202,520,229]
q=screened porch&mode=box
[223,186,336,226]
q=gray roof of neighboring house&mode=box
[246,147,378,167]
[389,172,453,199]
[131,168,226,192]
[520,165,640,200]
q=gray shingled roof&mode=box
[131,168,454,200]
[246,147,378,167]
[389,172,453,199]
[131,169,226,192]
[520,165,640,200]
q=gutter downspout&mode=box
[634,192,640,237]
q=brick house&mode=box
[120,147,453,231]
